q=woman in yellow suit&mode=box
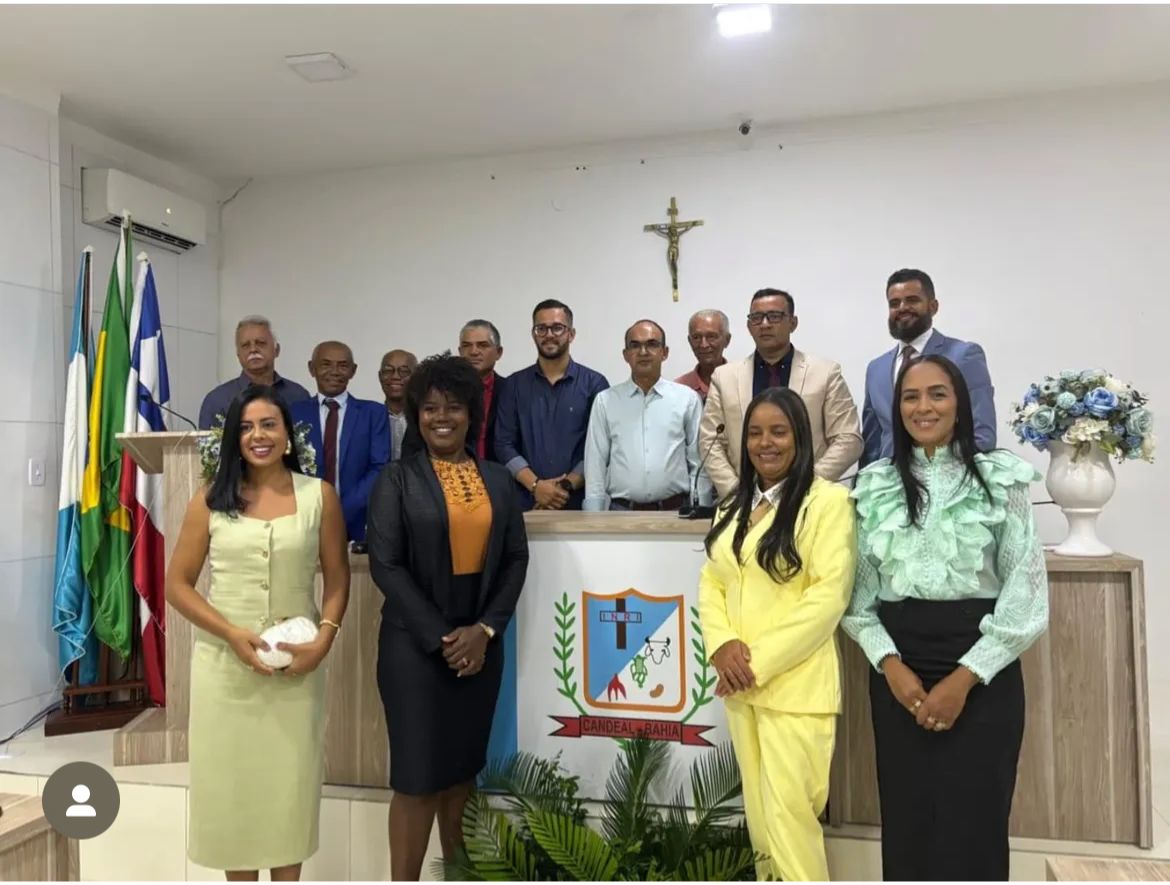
[699,386,857,882]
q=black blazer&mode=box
[367,449,529,654]
[400,372,503,462]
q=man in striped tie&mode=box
[291,340,390,544]
[860,268,997,467]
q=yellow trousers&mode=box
[724,699,836,882]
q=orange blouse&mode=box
[430,456,492,575]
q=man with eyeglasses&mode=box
[494,299,609,510]
[860,268,996,467]
[584,320,710,512]
[700,288,862,499]
[378,349,417,461]
[676,309,732,402]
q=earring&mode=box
[285,441,292,455]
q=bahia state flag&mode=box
[118,253,171,705]
[80,219,134,659]
[53,247,98,685]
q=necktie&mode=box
[895,344,917,382]
[323,399,340,485]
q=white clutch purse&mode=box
[256,616,320,669]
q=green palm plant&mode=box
[436,739,763,881]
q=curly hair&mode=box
[405,352,485,453]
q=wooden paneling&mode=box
[829,559,1152,847]
[1047,856,1170,881]
[0,793,79,881]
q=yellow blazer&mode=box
[698,478,857,714]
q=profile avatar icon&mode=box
[65,784,97,818]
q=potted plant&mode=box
[438,738,763,881]
[1009,369,1154,555]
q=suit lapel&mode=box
[338,399,355,475]
[736,355,753,417]
[922,329,948,357]
[790,348,808,395]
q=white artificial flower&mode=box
[1142,432,1157,461]
[1104,376,1130,395]
[1021,402,1040,419]
[1063,418,1110,445]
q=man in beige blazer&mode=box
[700,288,862,499]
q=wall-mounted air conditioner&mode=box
[81,168,207,254]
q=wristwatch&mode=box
[479,622,496,640]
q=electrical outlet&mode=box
[28,458,45,487]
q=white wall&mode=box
[0,88,65,737]
[220,83,1170,738]
[60,119,223,426]
[0,94,223,738]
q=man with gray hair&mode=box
[400,319,508,461]
[197,314,311,428]
[675,309,731,402]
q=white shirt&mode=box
[318,390,350,495]
[893,327,935,382]
[583,378,711,510]
[751,479,786,511]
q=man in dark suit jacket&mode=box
[861,268,996,467]
[401,319,507,461]
[291,340,391,542]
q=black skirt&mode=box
[377,573,504,795]
[869,598,1025,881]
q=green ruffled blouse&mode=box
[840,446,1049,683]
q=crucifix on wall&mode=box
[643,196,704,302]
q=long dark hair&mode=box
[892,354,990,525]
[704,387,816,582]
[405,352,485,454]
[206,385,302,514]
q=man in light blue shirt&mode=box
[584,320,711,511]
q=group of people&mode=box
[169,267,1048,882]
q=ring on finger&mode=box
[925,716,936,726]
[911,699,922,712]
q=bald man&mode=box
[290,340,390,543]
[379,348,417,460]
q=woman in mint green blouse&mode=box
[842,355,1048,881]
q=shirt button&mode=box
[263,522,271,530]
[261,550,269,558]
[260,581,269,591]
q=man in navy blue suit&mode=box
[861,268,997,467]
[291,340,391,543]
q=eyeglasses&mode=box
[625,340,664,353]
[533,323,569,337]
[378,367,413,378]
[747,311,790,326]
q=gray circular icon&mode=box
[42,762,120,839]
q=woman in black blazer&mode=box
[367,354,529,881]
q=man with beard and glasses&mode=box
[860,268,996,467]
[198,315,311,429]
[494,299,608,511]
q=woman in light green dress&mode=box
[167,386,350,881]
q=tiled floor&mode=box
[2,728,1168,881]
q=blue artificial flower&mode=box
[1084,387,1119,418]
[1068,402,1087,417]
[1030,407,1058,435]
[1055,391,1077,411]
[1125,434,1143,452]
[1020,423,1049,448]
[1126,408,1154,436]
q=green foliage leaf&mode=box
[524,809,619,881]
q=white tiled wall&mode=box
[0,91,222,739]
[0,91,66,739]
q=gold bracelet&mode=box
[320,619,341,632]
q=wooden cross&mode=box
[643,197,704,302]
[600,597,642,651]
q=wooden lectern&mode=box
[113,431,390,788]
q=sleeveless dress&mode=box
[188,472,326,871]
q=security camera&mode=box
[738,120,753,136]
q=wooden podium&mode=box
[112,431,390,788]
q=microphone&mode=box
[679,422,724,520]
[138,391,197,431]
